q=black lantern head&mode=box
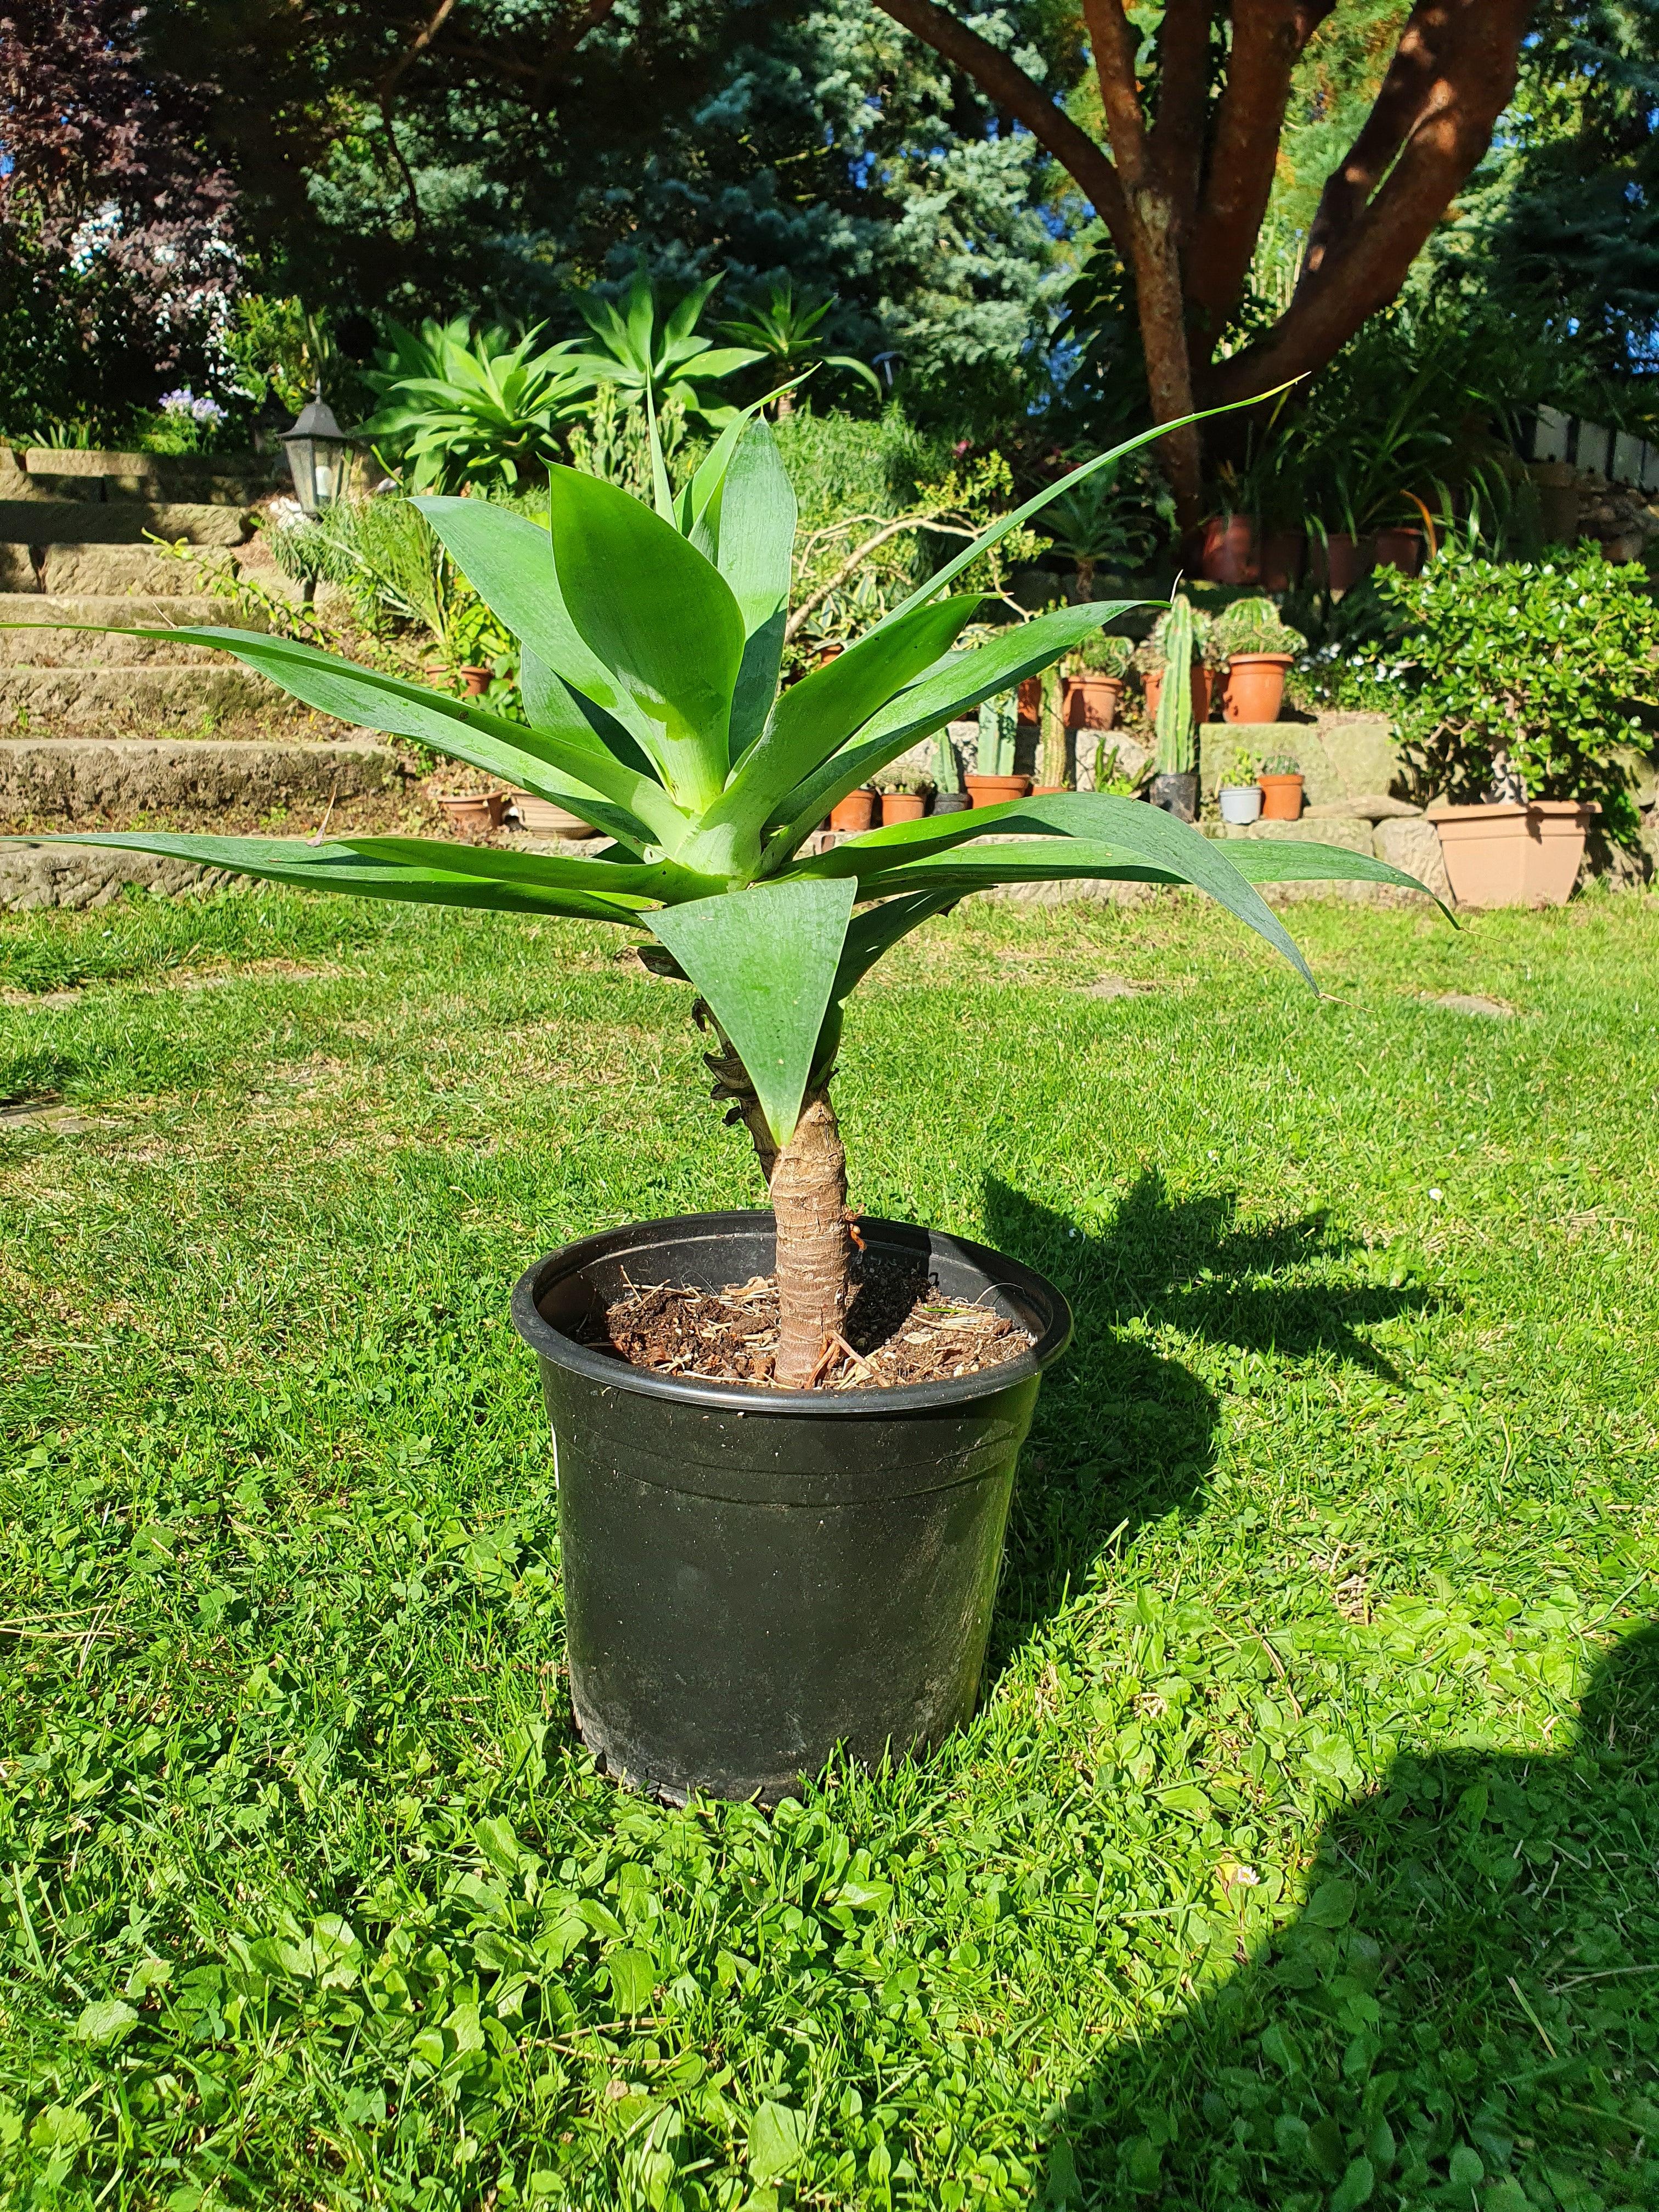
[279,393,352,516]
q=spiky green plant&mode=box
[976,692,1019,778]
[34,407,1432,1384]
[1154,596,1198,777]
[361,319,594,493]
[564,261,761,427]
[934,724,961,794]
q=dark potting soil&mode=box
[591,1252,1032,1390]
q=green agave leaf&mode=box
[340,836,723,905]
[410,500,662,763]
[647,877,857,1148]
[765,604,1136,856]
[808,790,1323,987]
[41,833,644,922]
[1221,838,1450,917]
[546,466,745,813]
[712,594,983,840]
[517,648,658,791]
[675,379,809,538]
[717,420,797,759]
[26,622,680,849]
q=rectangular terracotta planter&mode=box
[1427,800,1596,907]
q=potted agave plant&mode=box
[35,408,1431,1804]
[1212,596,1307,724]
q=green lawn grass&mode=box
[2,882,1657,2212]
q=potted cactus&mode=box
[966,690,1030,805]
[1137,597,1215,725]
[36,408,1432,1804]
[1149,595,1201,819]
[1212,596,1307,723]
[931,725,972,815]
[1062,631,1133,731]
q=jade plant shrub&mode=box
[40,405,1431,1385]
[1376,546,1659,828]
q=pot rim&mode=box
[1256,770,1304,783]
[511,1208,1073,1419]
[1427,799,1599,822]
[1225,652,1296,669]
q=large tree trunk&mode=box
[700,1005,854,1389]
[872,0,1536,466]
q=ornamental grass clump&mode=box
[35,406,1429,1386]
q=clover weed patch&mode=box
[2,886,1657,2210]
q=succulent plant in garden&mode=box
[36,408,1430,1386]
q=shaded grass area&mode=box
[2,883,1657,2211]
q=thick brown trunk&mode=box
[769,1093,853,1387]
[1129,202,1204,528]
[698,1003,854,1389]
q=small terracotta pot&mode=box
[436,790,507,831]
[881,792,927,825]
[830,788,878,833]
[1200,514,1260,584]
[1016,678,1042,716]
[1257,772,1304,821]
[1142,664,1214,724]
[1427,800,1596,907]
[1261,530,1306,591]
[1223,652,1295,724]
[459,663,494,697]
[816,642,845,669]
[1373,527,1425,577]
[964,772,1031,808]
[424,662,452,688]
[510,789,591,836]
[1063,673,1123,730]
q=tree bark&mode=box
[769,1093,854,1387]
[699,1005,854,1389]
[1210,0,1533,402]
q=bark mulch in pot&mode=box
[591,1250,1032,1389]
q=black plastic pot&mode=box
[1150,770,1199,821]
[930,791,974,815]
[512,1210,1071,1804]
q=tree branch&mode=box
[871,0,1132,257]
[1210,0,1533,402]
[377,0,457,104]
[1184,0,1334,345]
[1149,0,1213,239]
[1079,0,1152,192]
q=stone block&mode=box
[1308,794,1421,822]
[1609,742,1659,812]
[0,500,252,548]
[0,544,38,591]
[0,838,239,911]
[1202,716,1402,808]
[38,545,237,595]
[1374,814,1453,906]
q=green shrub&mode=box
[1377,548,1659,827]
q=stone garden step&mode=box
[0,665,273,723]
[0,500,252,548]
[7,447,279,507]
[28,545,240,596]
[0,596,259,665]
[0,735,402,817]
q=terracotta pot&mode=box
[424,662,452,688]
[1016,678,1042,716]
[1150,771,1199,821]
[1142,664,1214,724]
[1313,533,1369,594]
[436,790,506,832]
[1030,784,1067,797]
[881,792,927,825]
[816,642,845,668]
[1257,772,1304,821]
[830,788,878,833]
[1063,673,1123,730]
[511,789,592,836]
[1373,527,1424,577]
[964,772,1031,808]
[1427,800,1596,907]
[459,663,494,697]
[1223,652,1295,724]
[1200,514,1260,584]
[1261,530,1306,591]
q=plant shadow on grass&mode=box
[1043,1624,1659,2210]
[981,1172,1430,1675]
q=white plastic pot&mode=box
[1218,784,1265,825]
